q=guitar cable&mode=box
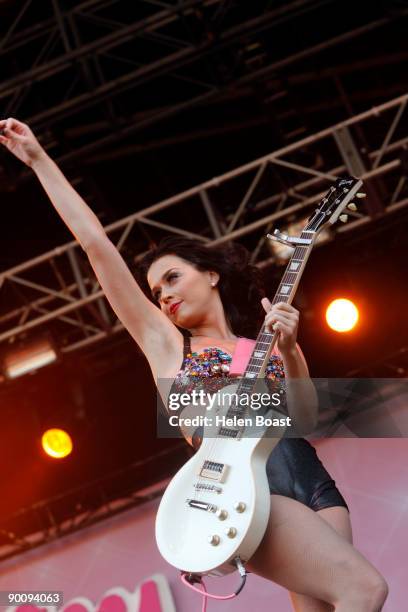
[180,557,248,611]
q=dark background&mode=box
[0,0,407,554]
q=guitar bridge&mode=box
[194,483,222,494]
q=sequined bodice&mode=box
[169,337,287,450]
[172,340,285,396]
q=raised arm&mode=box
[0,118,182,376]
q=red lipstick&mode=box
[169,301,182,315]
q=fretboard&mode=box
[224,230,316,424]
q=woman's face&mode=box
[147,254,219,329]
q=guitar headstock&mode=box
[306,176,365,234]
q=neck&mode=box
[189,323,237,341]
[188,302,237,340]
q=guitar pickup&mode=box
[199,460,228,483]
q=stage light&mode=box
[3,337,57,379]
[41,428,73,459]
[326,298,359,332]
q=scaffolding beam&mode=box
[0,93,406,354]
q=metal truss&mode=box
[346,346,408,378]
[0,0,334,130]
[0,443,188,561]
[0,92,407,355]
[0,0,406,169]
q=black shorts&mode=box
[266,438,349,512]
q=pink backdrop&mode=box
[0,439,406,611]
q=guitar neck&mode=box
[237,230,316,396]
[220,174,364,429]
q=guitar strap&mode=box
[183,334,192,359]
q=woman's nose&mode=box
[161,291,173,304]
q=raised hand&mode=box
[0,118,45,167]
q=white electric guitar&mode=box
[156,176,364,577]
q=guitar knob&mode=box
[356,192,367,198]
[216,509,228,520]
[208,534,220,546]
[225,527,237,538]
[347,203,357,211]
[339,214,348,223]
[234,502,246,513]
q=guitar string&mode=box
[193,283,295,516]
[186,180,352,542]
[195,203,332,519]
[186,180,360,564]
[191,232,312,513]
[191,202,324,515]
[192,240,305,514]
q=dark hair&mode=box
[136,237,265,339]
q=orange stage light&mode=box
[326,298,359,332]
[41,428,73,459]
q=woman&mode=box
[0,118,388,611]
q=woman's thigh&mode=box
[245,494,378,606]
[288,506,353,611]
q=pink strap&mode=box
[230,337,280,375]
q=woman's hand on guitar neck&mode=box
[0,118,46,168]
[261,298,299,356]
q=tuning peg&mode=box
[347,202,357,211]
[339,214,348,223]
[356,192,366,198]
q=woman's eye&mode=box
[153,274,178,301]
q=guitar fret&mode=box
[227,406,244,414]
[273,292,289,300]
[237,389,253,396]
[282,272,297,281]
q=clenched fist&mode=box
[0,118,45,167]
